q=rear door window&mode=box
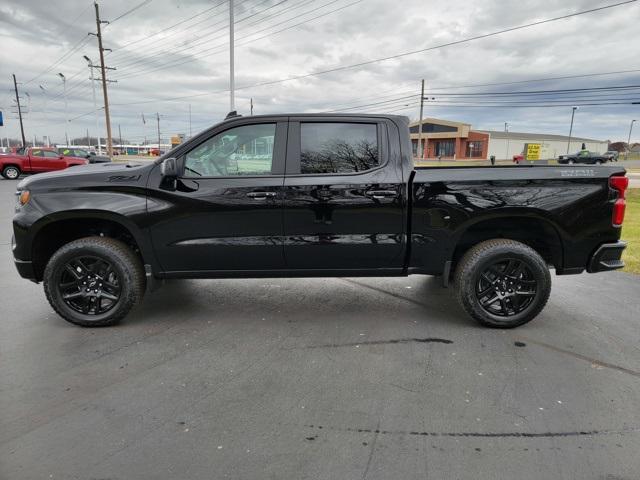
[299,122,379,174]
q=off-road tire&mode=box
[2,165,21,179]
[454,239,551,328]
[43,237,145,327]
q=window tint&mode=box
[300,123,379,174]
[184,123,276,177]
[43,150,59,158]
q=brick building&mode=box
[409,118,489,160]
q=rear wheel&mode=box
[2,165,20,179]
[43,237,145,327]
[454,239,551,328]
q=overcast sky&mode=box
[1,0,639,145]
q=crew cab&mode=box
[558,150,610,165]
[12,114,628,328]
[1,147,88,179]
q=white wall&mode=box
[488,137,609,160]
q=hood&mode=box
[17,161,153,191]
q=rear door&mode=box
[148,119,288,273]
[282,117,405,271]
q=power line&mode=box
[106,0,153,26]
[112,0,287,70]
[109,0,254,62]
[23,35,91,86]
[423,85,640,97]
[112,0,638,104]
[115,0,360,80]
[111,0,232,51]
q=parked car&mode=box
[558,150,610,164]
[603,150,620,162]
[512,153,524,164]
[12,114,628,328]
[1,147,88,179]
[57,147,111,163]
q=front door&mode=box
[282,118,405,271]
[148,120,288,273]
[30,149,66,172]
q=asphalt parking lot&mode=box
[1,177,639,480]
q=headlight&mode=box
[17,190,30,206]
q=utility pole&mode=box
[86,128,90,147]
[627,119,636,160]
[229,0,235,112]
[118,124,122,148]
[250,98,253,115]
[156,113,161,155]
[94,2,114,157]
[567,106,578,154]
[417,79,425,159]
[12,74,26,147]
[505,122,510,161]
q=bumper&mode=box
[12,233,37,281]
[587,241,626,273]
[14,258,37,281]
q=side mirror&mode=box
[59,155,64,159]
[160,157,179,178]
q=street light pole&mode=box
[567,106,578,154]
[627,119,637,160]
[58,72,69,146]
[229,0,235,112]
[83,56,103,154]
[417,79,425,160]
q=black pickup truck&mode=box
[12,114,628,328]
[558,150,610,165]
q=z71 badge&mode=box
[107,174,142,182]
[560,169,595,177]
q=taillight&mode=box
[610,175,629,227]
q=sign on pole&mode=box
[0,110,4,127]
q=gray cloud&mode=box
[0,0,639,145]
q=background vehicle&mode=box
[13,114,627,329]
[57,147,111,163]
[558,150,610,164]
[603,150,620,162]
[1,147,88,179]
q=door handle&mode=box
[365,190,397,199]
[247,191,277,199]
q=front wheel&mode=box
[454,239,551,328]
[2,165,21,179]
[43,237,145,327]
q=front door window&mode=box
[184,123,276,177]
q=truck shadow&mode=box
[128,276,474,328]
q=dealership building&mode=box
[409,118,609,160]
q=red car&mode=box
[0,148,88,179]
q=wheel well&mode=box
[2,163,21,171]
[32,218,142,281]
[452,217,563,270]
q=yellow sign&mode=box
[525,143,541,161]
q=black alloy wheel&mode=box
[475,259,537,317]
[454,239,551,328]
[57,255,122,315]
[44,237,145,327]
